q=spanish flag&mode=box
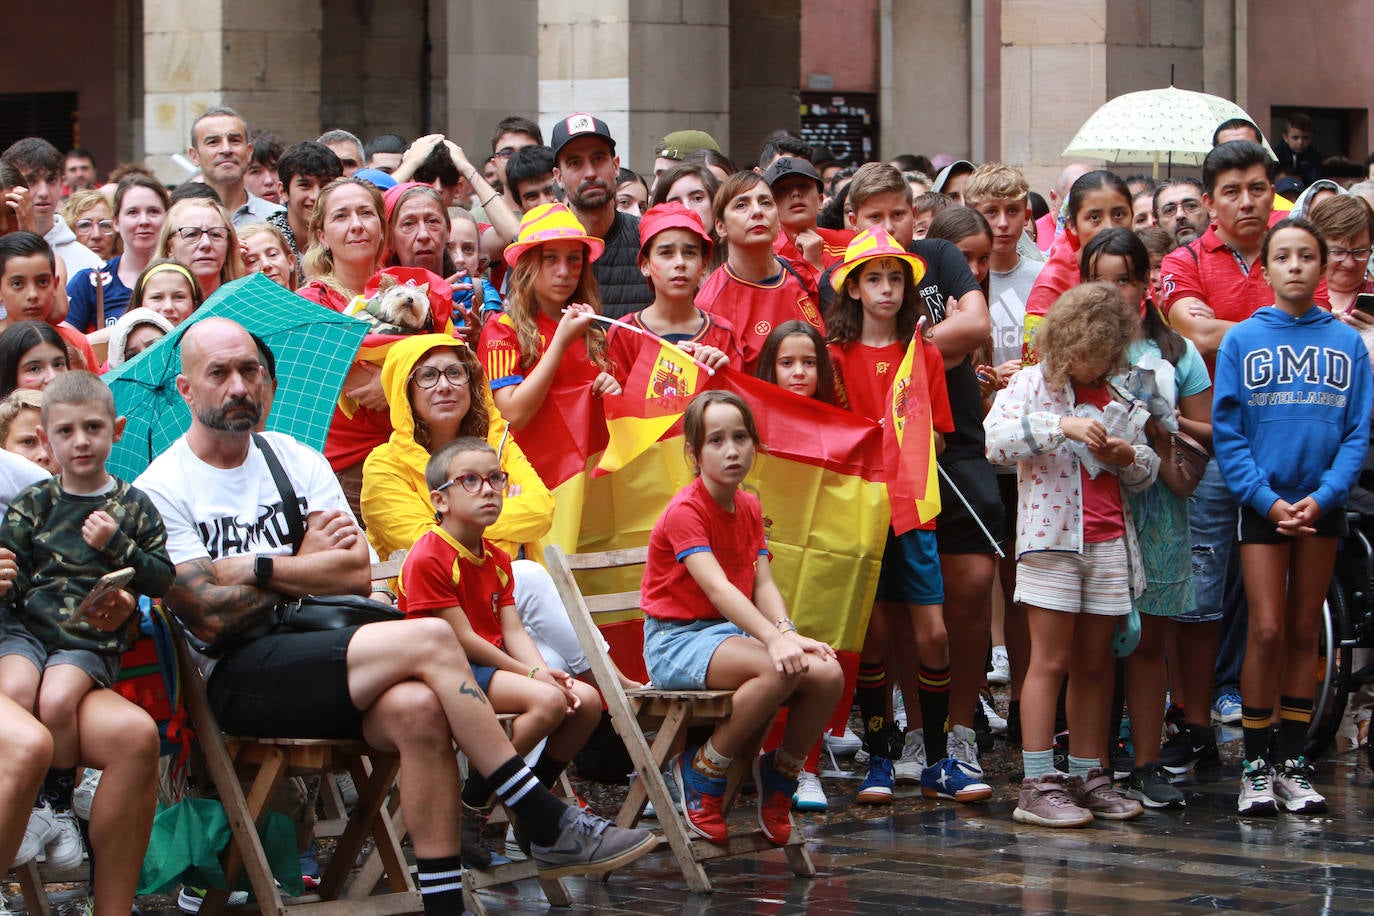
[596,338,704,475]
[887,332,941,535]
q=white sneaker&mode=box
[12,802,60,867]
[893,728,926,785]
[1274,758,1327,814]
[948,725,985,777]
[792,770,829,811]
[986,645,1010,685]
[45,808,85,869]
[822,726,862,756]
[979,693,1007,733]
[1237,759,1277,816]
[177,886,250,912]
[72,768,101,821]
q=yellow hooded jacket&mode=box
[361,334,555,562]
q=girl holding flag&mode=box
[984,282,1156,828]
[478,203,620,431]
[825,227,989,804]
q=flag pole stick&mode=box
[569,309,716,375]
[935,462,1005,558]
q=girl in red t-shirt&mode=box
[477,203,619,431]
[754,320,836,404]
[641,391,842,847]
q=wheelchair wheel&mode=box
[1307,574,1354,759]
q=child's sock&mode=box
[693,738,731,780]
[1242,705,1274,763]
[531,753,570,789]
[1278,695,1314,763]
[772,747,805,780]
[482,755,567,847]
[415,853,463,915]
[1067,755,1099,777]
[43,768,75,812]
[1022,749,1055,780]
[917,664,951,761]
[856,661,889,752]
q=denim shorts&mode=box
[642,616,746,690]
[0,614,120,686]
[1176,459,1236,624]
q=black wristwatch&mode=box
[254,555,274,589]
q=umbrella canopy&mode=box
[106,273,369,481]
[1062,86,1277,168]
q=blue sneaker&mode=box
[920,757,993,802]
[670,748,728,842]
[855,756,895,804]
[1212,690,1242,725]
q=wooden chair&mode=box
[545,545,815,895]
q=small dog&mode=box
[358,275,433,334]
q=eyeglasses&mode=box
[409,364,469,389]
[1158,200,1203,218]
[74,218,115,234]
[173,226,230,244]
[1330,247,1373,263]
[495,147,517,159]
[435,470,509,494]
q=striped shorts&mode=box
[1014,538,1132,617]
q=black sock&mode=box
[918,664,951,761]
[857,661,889,751]
[484,755,567,847]
[532,753,570,789]
[415,853,463,915]
[43,768,75,811]
[1242,705,1274,763]
[461,772,493,810]
[1278,695,1314,763]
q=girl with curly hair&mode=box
[984,281,1159,829]
[477,203,618,431]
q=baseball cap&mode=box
[657,130,721,160]
[763,157,823,193]
[638,202,713,257]
[1275,176,1303,196]
[354,168,398,190]
[933,160,975,194]
[550,113,616,161]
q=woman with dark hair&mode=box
[65,174,170,335]
[0,321,68,398]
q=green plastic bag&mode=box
[138,798,306,898]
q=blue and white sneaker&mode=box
[792,770,829,811]
[1212,690,1242,725]
[920,757,993,802]
[855,757,895,804]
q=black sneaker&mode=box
[1160,723,1217,775]
[1052,731,1070,773]
[1123,764,1185,809]
[1110,737,1134,781]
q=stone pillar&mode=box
[728,0,798,168]
[884,1,972,162]
[142,0,321,184]
[445,0,540,160]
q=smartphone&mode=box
[1354,293,1374,315]
[65,567,136,628]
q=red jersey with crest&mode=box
[478,310,600,391]
[397,526,515,649]
[605,310,741,385]
[829,339,954,532]
[695,260,824,374]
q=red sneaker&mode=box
[671,749,728,843]
[753,751,798,845]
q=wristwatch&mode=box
[254,555,274,589]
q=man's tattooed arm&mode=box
[164,558,280,644]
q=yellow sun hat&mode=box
[830,225,927,292]
[503,202,606,268]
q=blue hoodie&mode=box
[1213,305,1373,516]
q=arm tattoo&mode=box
[458,680,489,705]
[165,558,279,643]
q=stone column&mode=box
[445,0,540,160]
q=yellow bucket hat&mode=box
[503,202,606,267]
[830,225,927,292]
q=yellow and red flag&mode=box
[886,333,941,535]
[596,338,704,475]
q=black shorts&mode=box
[1239,505,1348,545]
[934,456,1007,555]
[207,628,363,739]
[997,471,1018,549]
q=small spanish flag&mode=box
[596,339,704,474]
[887,332,941,535]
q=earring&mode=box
[434,510,443,523]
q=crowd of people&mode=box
[0,101,1371,914]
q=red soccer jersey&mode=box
[605,310,741,384]
[829,338,954,532]
[397,526,515,649]
[478,309,599,391]
[695,262,824,374]
[641,478,770,623]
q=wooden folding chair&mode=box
[170,619,420,915]
[545,545,815,895]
